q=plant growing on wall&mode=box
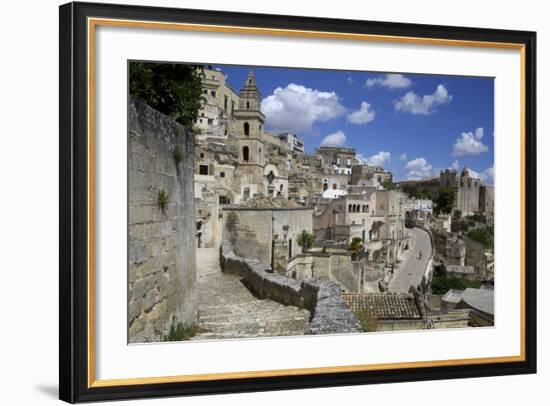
[297,230,315,253]
[173,145,183,167]
[355,309,379,332]
[157,189,169,214]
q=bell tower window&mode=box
[244,122,250,136]
[242,146,250,162]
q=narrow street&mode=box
[388,227,432,293]
[191,248,310,340]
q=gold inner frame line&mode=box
[87,17,527,388]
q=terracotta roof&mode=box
[341,293,421,320]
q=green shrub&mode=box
[355,309,379,332]
[297,230,315,253]
[431,273,482,295]
[466,227,494,249]
[129,62,204,128]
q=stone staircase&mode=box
[191,248,309,341]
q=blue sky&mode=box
[213,64,494,184]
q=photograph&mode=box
[127,62,495,343]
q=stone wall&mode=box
[222,209,273,265]
[220,241,362,335]
[221,207,314,273]
[286,252,362,292]
[128,98,197,343]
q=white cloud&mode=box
[404,157,433,179]
[347,76,354,85]
[261,83,345,133]
[479,166,494,185]
[452,127,489,156]
[394,84,453,115]
[450,159,460,170]
[320,131,346,147]
[357,151,391,167]
[399,153,408,162]
[346,101,376,125]
[365,73,412,90]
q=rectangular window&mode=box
[224,95,228,111]
[211,90,216,97]
[220,172,225,178]
[207,119,213,125]
[199,165,209,175]
[332,183,337,190]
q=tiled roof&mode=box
[341,293,421,320]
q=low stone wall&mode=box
[220,241,362,335]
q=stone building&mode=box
[196,67,240,143]
[316,146,358,175]
[405,198,433,221]
[433,231,488,279]
[479,185,495,221]
[221,197,314,274]
[351,164,393,187]
[278,132,305,153]
[313,189,407,264]
[439,167,488,216]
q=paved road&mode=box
[191,248,309,340]
[388,227,432,293]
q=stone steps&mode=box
[191,247,310,341]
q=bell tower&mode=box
[239,70,262,111]
[233,70,265,165]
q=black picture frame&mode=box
[59,1,537,403]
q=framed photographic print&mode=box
[59,1,537,403]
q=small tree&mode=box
[349,237,363,260]
[297,230,315,253]
[381,179,394,190]
[435,187,456,215]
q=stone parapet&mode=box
[220,241,362,335]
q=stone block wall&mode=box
[220,241,362,335]
[222,209,273,265]
[128,97,197,343]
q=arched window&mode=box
[348,204,352,212]
[244,122,249,136]
[242,146,250,162]
[246,101,250,109]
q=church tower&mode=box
[233,70,265,166]
[231,70,268,202]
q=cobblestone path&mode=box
[191,248,310,340]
